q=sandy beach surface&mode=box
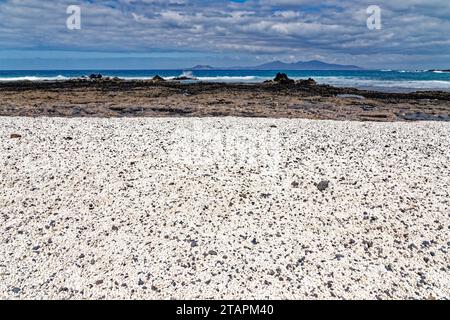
[1,116,449,300]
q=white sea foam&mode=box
[311,77,450,91]
[0,75,68,82]
[0,74,449,91]
[196,76,266,82]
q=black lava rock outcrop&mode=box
[273,73,295,84]
[89,74,103,80]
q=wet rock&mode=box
[400,112,450,122]
[273,73,294,84]
[89,74,103,80]
[152,75,165,82]
[173,74,197,81]
[297,78,317,86]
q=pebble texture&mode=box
[0,117,449,300]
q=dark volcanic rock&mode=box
[190,240,198,248]
[400,112,450,122]
[152,75,165,82]
[316,180,330,192]
[89,74,103,80]
[297,78,317,86]
[273,73,295,84]
[0,79,449,121]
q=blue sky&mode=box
[0,0,449,70]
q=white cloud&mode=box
[0,0,449,68]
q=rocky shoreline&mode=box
[0,75,449,121]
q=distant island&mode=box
[190,65,216,70]
[189,60,363,71]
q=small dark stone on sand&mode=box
[291,181,299,188]
[138,279,145,286]
[251,238,258,245]
[335,254,344,261]
[95,280,104,285]
[316,180,330,191]
[12,287,20,294]
[190,240,198,248]
[32,245,40,251]
[422,241,431,248]
[208,250,218,256]
[10,133,22,139]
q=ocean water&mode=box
[0,69,449,92]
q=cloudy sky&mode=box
[0,0,449,69]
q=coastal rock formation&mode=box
[297,78,317,86]
[0,80,449,121]
[173,73,197,81]
[273,72,295,84]
[89,74,103,80]
[152,75,166,82]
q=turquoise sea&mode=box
[1,69,449,92]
